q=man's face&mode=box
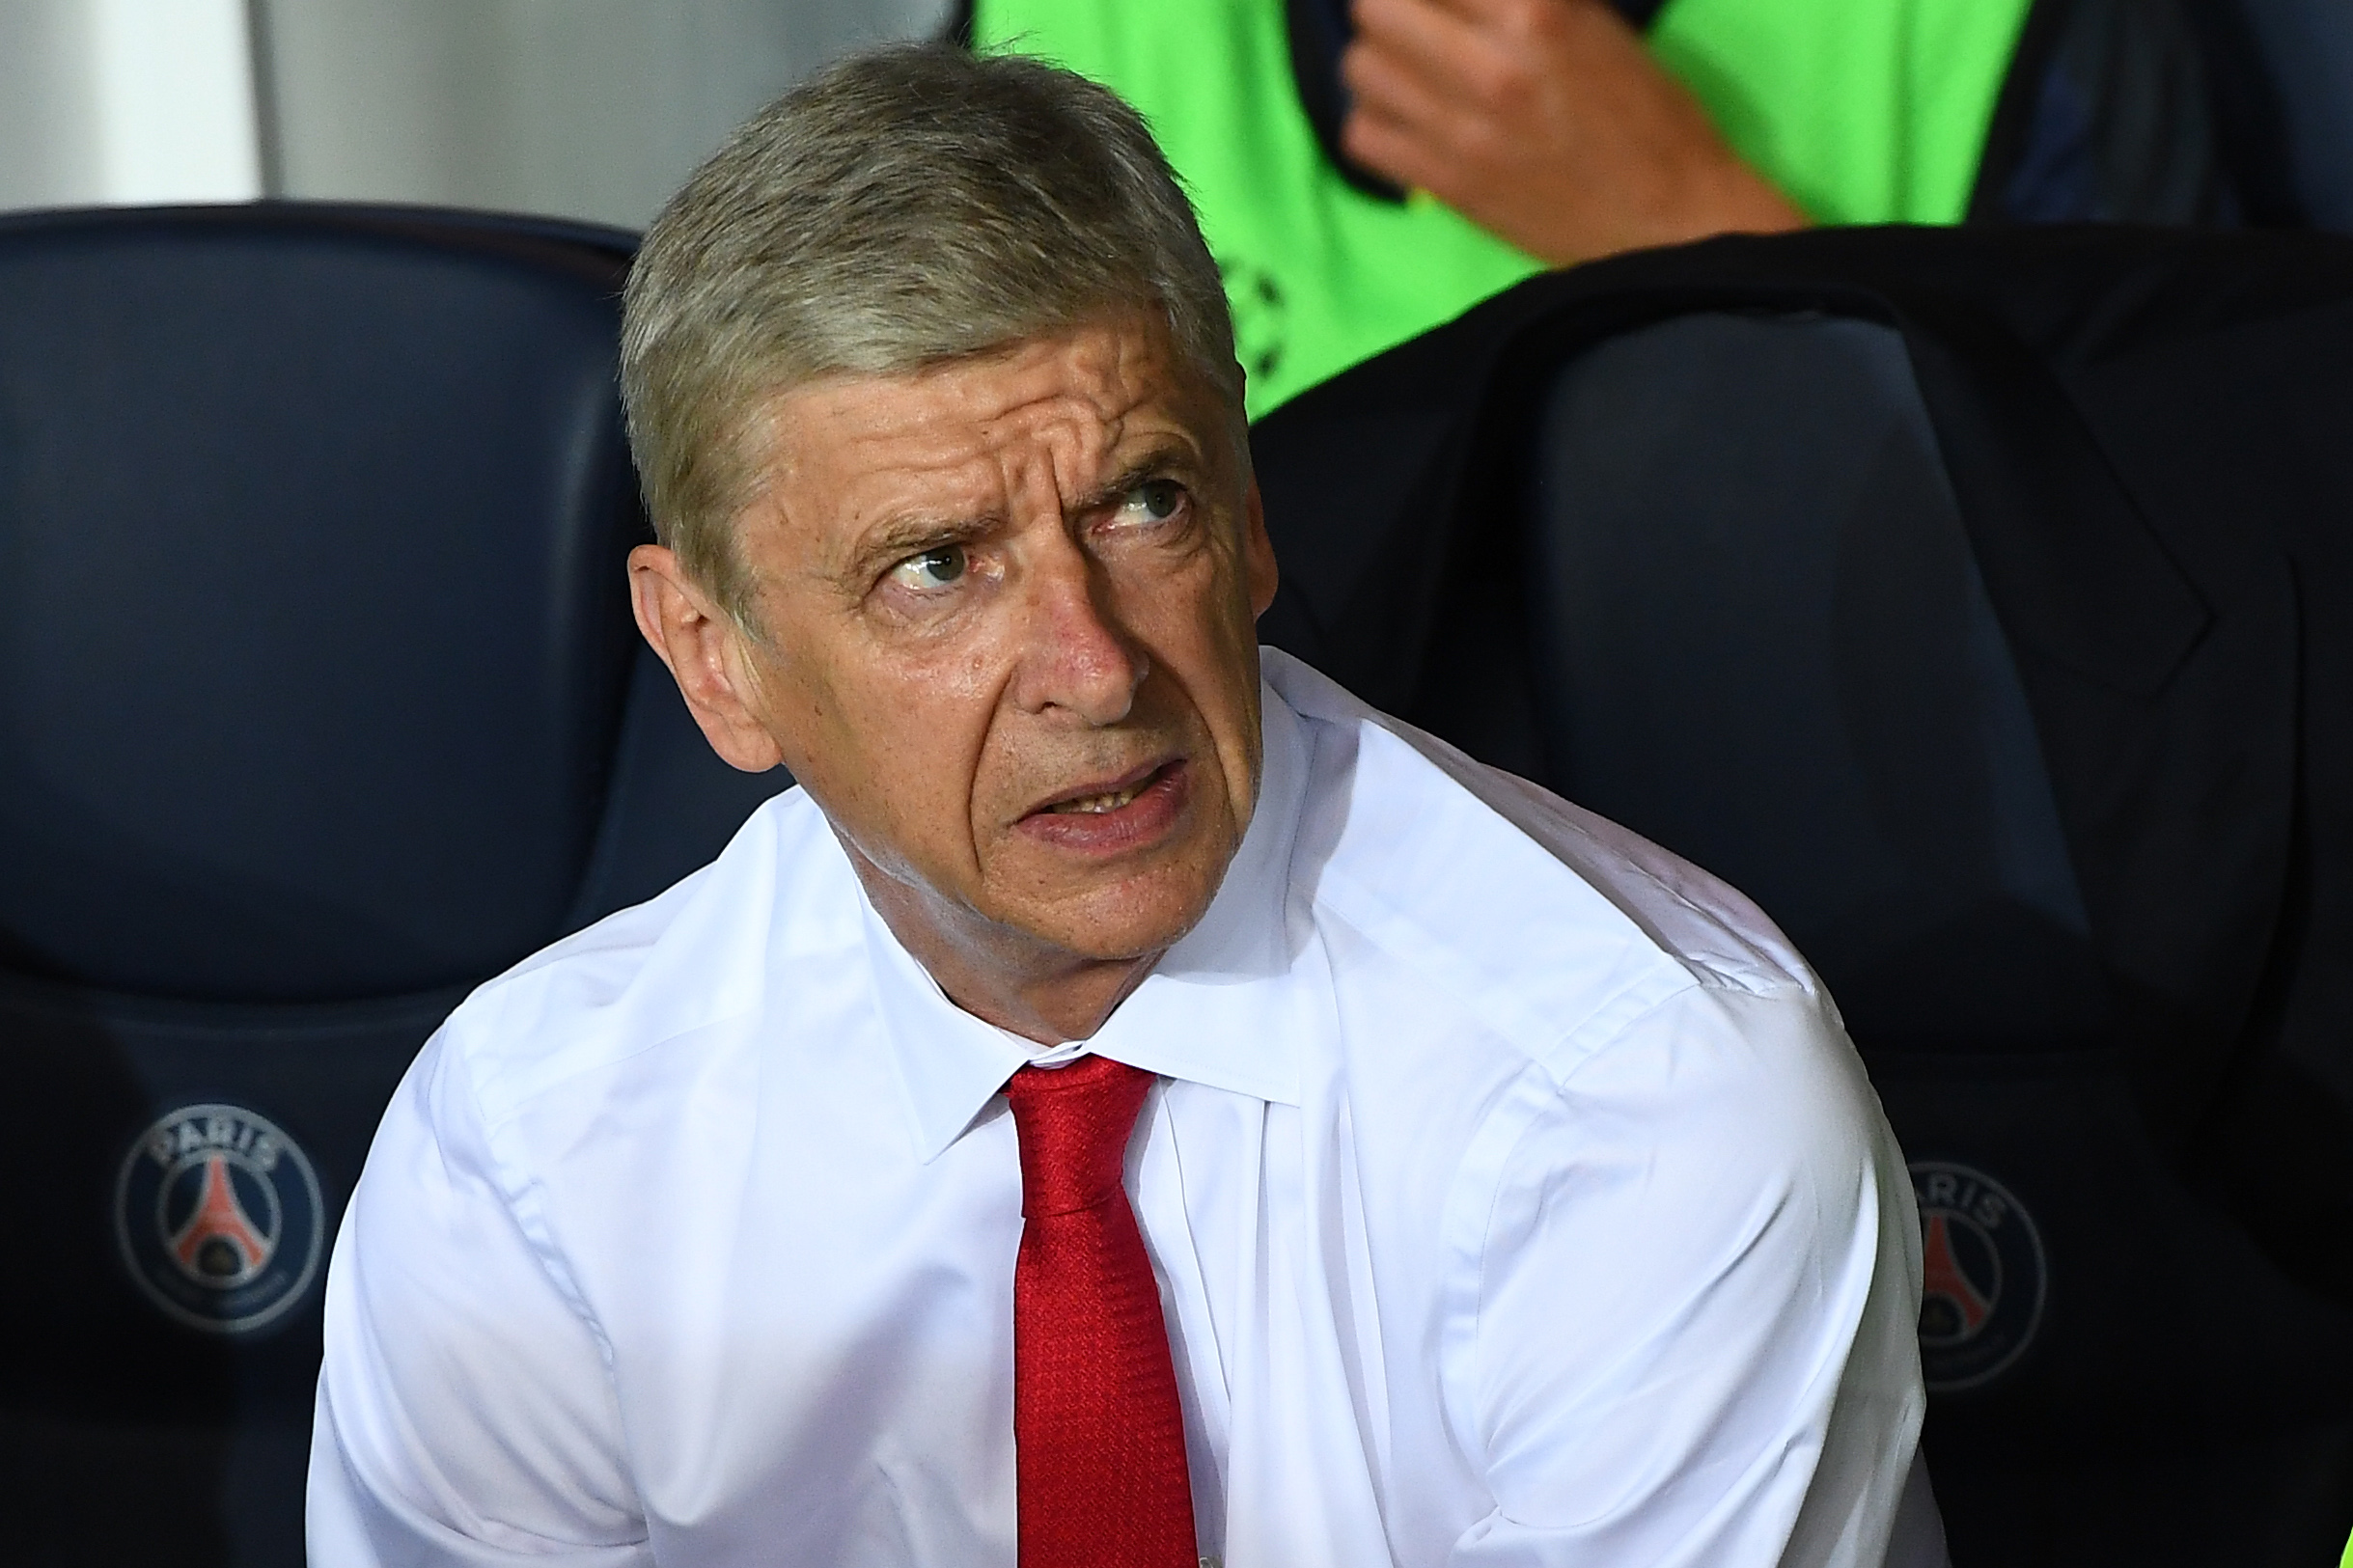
[715,317,1276,971]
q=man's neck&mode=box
[846,848,1166,1046]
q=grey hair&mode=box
[621,42,1243,623]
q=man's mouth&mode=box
[1017,759,1190,853]
[1048,778,1157,814]
[1034,759,1176,816]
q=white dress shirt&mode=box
[309,649,1935,1568]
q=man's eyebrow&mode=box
[1068,441,1203,515]
[840,511,997,585]
[838,440,1206,585]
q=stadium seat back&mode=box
[2231,0,2353,229]
[0,205,786,1568]
[1532,314,2105,1052]
[1521,309,2353,1564]
[0,211,640,999]
[1252,227,2353,1566]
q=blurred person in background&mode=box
[960,0,2255,415]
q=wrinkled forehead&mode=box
[746,318,1239,544]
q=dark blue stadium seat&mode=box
[1520,309,2351,1565]
[2232,0,2353,229]
[1251,224,2353,1566]
[0,204,789,1568]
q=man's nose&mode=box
[1009,538,1149,726]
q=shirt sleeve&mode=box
[1445,983,1925,1568]
[308,1028,654,1568]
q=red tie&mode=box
[1006,1055,1198,1568]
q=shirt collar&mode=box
[865,677,1313,1163]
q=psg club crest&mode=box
[115,1103,325,1335]
[1910,1160,2046,1391]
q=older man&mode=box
[308,44,1934,1568]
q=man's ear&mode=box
[1242,480,1280,619]
[628,544,788,773]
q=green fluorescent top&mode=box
[976,0,2032,416]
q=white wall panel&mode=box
[0,0,102,209]
[256,0,952,231]
[0,0,263,211]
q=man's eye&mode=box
[1121,479,1186,522]
[888,545,967,591]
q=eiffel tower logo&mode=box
[118,1102,325,1334]
[1908,1159,2046,1390]
[1921,1211,1995,1338]
[167,1153,276,1287]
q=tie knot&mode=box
[1005,1055,1155,1219]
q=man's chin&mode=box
[988,864,1227,967]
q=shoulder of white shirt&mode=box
[1260,649,1832,1073]
[432,649,1835,1114]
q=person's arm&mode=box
[1341,0,1805,266]
[309,1030,652,1568]
[1445,983,1925,1566]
